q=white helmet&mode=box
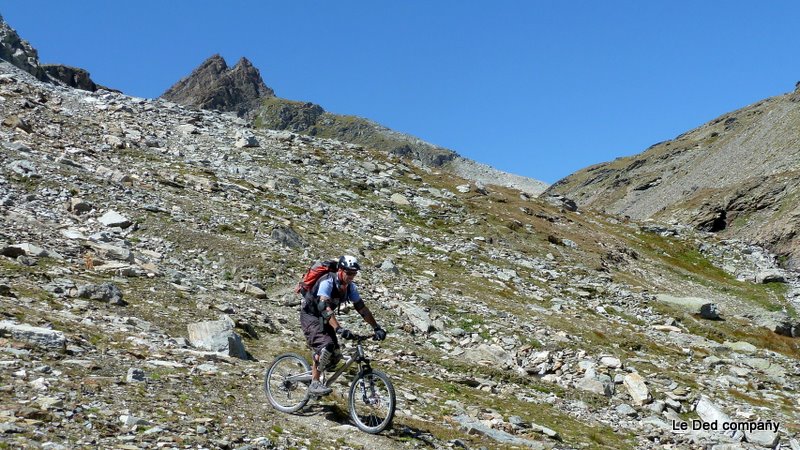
[338,255,361,272]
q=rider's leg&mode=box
[309,348,333,396]
[311,353,320,381]
[301,312,331,382]
[301,312,335,396]
[316,343,335,374]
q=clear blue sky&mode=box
[4,1,799,184]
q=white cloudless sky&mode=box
[4,1,800,183]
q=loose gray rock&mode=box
[85,241,134,262]
[576,375,615,397]
[36,396,63,410]
[234,131,259,148]
[694,395,744,441]
[623,372,651,405]
[380,258,400,274]
[270,225,304,249]
[464,344,514,368]
[0,284,14,297]
[755,269,786,284]
[744,430,779,447]
[68,197,92,214]
[4,243,59,259]
[390,193,410,205]
[239,282,266,299]
[398,301,432,333]
[0,321,66,351]
[126,368,145,383]
[615,403,637,417]
[98,210,132,228]
[700,303,720,320]
[454,415,547,449]
[119,415,150,427]
[187,315,248,360]
[8,159,39,177]
[723,341,757,354]
[76,283,125,305]
[0,423,23,434]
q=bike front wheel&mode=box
[348,370,396,433]
[265,353,311,413]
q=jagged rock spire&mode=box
[160,54,275,117]
[0,13,48,81]
[0,15,109,91]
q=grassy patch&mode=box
[651,302,800,359]
[633,232,795,315]
[396,362,635,449]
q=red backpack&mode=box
[296,259,339,294]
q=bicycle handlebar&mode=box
[346,333,381,342]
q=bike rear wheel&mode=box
[348,370,395,433]
[265,353,311,413]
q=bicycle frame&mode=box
[283,340,372,388]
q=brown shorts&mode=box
[300,311,339,353]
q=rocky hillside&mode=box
[253,97,549,196]
[1,58,800,450]
[546,85,800,270]
[161,54,275,118]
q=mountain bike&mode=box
[264,334,396,434]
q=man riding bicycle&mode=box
[300,255,387,396]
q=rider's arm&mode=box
[318,295,341,329]
[348,284,379,329]
[355,303,378,329]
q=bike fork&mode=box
[359,371,378,405]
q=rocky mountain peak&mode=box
[160,54,275,117]
[234,56,255,69]
[0,15,108,92]
[0,14,47,81]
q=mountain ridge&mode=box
[547,85,800,269]
[162,56,549,196]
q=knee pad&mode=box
[317,347,333,370]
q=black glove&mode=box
[373,326,386,341]
[336,327,355,340]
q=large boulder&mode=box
[85,241,134,263]
[398,301,432,333]
[623,372,651,405]
[0,321,66,351]
[2,243,61,259]
[77,283,125,305]
[464,344,514,369]
[187,315,248,360]
[694,395,744,441]
[656,294,720,319]
[270,225,304,249]
[576,373,615,397]
[98,210,133,229]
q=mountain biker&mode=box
[300,255,387,396]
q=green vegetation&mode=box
[638,231,795,315]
